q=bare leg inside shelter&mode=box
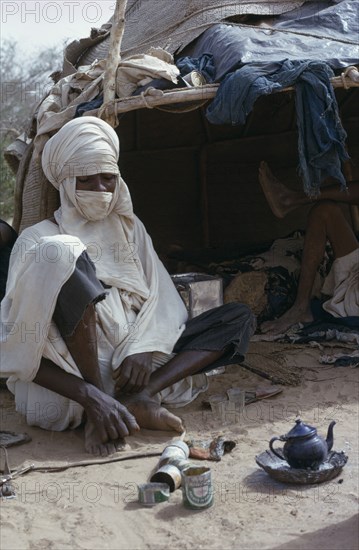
[258,161,359,217]
[258,162,359,334]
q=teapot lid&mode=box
[286,419,317,438]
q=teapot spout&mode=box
[326,421,336,452]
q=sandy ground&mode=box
[0,343,358,550]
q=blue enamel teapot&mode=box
[269,419,336,469]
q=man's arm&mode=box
[34,359,139,442]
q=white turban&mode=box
[42,116,120,189]
[41,116,150,304]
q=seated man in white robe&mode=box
[1,117,256,456]
[258,161,359,334]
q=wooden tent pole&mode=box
[90,77,359,119]
[99,0,128,127]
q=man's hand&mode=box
[83,384,139,443]
[113,352,154,394]
[33,359,140,452]
[83,385,140,443]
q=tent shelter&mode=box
[11,0,359,266]
[2,7,359,544]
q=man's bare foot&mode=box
[261,305,314,335]
[84,420,125,456]
[258,161,304,218]
[81,386,139,456]
[123,394,184,433]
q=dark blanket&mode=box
[181,1,359,79]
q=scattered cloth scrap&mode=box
[321,248,359,318]
[319,350,359,368]
[34,49,180,158]
[115,47,179,99]
[254,321,359,347]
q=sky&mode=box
[1,1,116,56]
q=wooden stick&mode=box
[100,0,128,126]
[92,76,359,119]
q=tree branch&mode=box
[100,0,128,127]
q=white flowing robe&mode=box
[0,219,209,431]
[322,247,359,318]
[0,117,210,431]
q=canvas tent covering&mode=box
[10,0,359,263]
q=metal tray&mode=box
[255,450,348,484]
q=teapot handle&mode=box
[269,436,285,460]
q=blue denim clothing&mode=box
[75,95,103,118]
[295,64,349,196]
[206,59,349,196]
[176,54,216,83]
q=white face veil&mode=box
[41,116,150,303]
[42,116,120,187]
[41,115,132,218]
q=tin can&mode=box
[181,466,213,509]
[167,457,195,472]
[158,440,189,466]
[150,464,182,492]
[182,71,207,87]
[138,482,170,506]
